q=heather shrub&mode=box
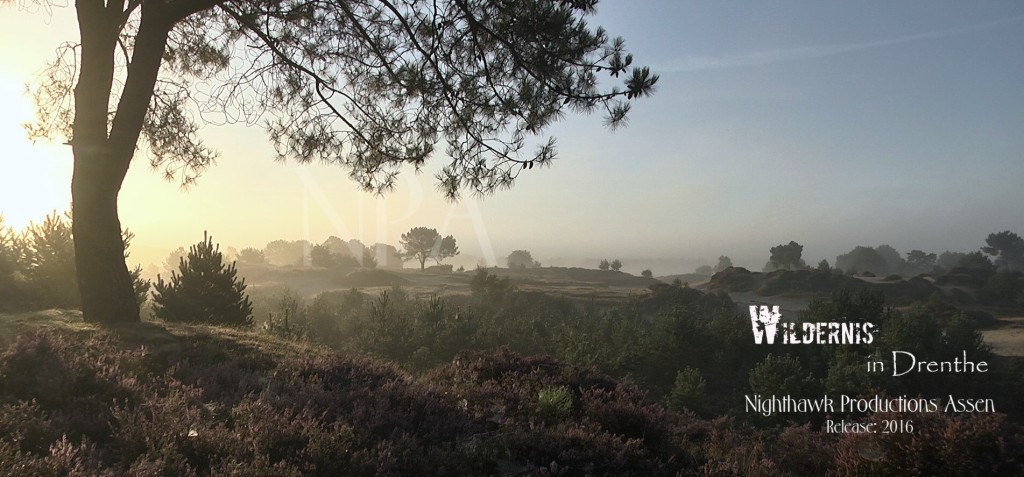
[770,424,835,476]
[424,348,700,474]
[2,313,1023,476]
[833,411,1024,476]
[698,417,777,476]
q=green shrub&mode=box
[152,232,253,326]
[23,212,78,308]
[537,385,573,419]
[748,354,819,399]
[668,367,707,414]
[0,215,28,309]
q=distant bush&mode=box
[236,247,266,264]
[507,249,540,269]
[152,232,253,327]
[470,268,513,302]
[425,264,453,273]
[707,267,756,292]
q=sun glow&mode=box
[0,74,73,230]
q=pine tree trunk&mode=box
[72,153,140,323]
[70,2,173,323]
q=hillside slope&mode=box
[0,311,699,476]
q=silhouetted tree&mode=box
[982,231,1024,271]
[401,227,458,270]
[237,247,266,264]
[959,251,995,271]
[361,248,378,268]
[905,250,937,274]
[120,230,151,306]
[816,259,830,272]
[598,259,610,271]
[322,236,351,257]
[0,215,23,306]
[835,246,889,276]
[311,242,360,269]
[9,0,658,324]
[714,255,733,272]
[507,250,539,269]
[152,232,253,326]
[0,211,148,310]
[310,244,336,268]
[875,244,904,274]
[641,269,653,278]
[23,212,79,307]
[164,247,187,272]
[768,241,806,271]
[370,243,404,269]
[610,259,622,271]
[264,240,309,267]
[435,236,459,266]
[937,251,967,271]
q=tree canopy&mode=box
[905,249,936,274]
[507,250,538,269]
[20,0,658,196]
[400,227,458,270]
[768,241,805,271]
[5,0,658,323]
[714,255,732,273]
[834,246,888,276]
[982,231,1024,271]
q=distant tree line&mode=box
[696,255,733,275]
[226,237,404,270]
[742,231,1024,279]
[221,226,463,272]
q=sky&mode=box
[1,1,1022,274]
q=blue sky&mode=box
[1,1,1022,273]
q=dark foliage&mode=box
[152,232,253,327]
[2,318,1022,476]
[0,211,149,312]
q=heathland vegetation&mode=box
[2,212,1024,474]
